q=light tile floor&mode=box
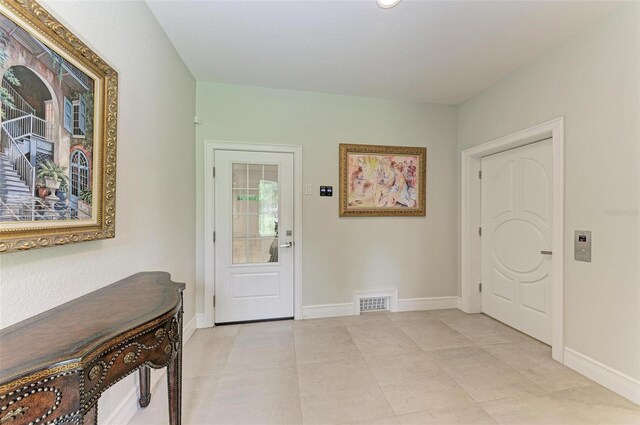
[128,310,640,425]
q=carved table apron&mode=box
[0,272,185,425]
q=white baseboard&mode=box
[302,296,459,320]
[103,386,138,425]
[398,296,458,312]
[456,297,465,311]
[302,303,355,319]
[183,314,197,341]
[102,314,198,425]
[564,348,640,405]
[195,313,208,329]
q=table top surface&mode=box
[0,271,185,385]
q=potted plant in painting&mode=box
[78,189,92,217]
[34,178,48,199]
[55,178,68,203]
[37,160,68,202]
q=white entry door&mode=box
[214,150,294,323]
[481,139,553,344]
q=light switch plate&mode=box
[574,230,592,262]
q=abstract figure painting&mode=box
[339,143,426,217]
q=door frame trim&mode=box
[460,117,564,362]
[203,141,303,327]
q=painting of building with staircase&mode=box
[0,11,94,222]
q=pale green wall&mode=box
[457,3,640,380]
[195,84,458,312]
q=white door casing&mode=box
[460,117,564,362]
[481,139,553,344]
[214,150,294,323]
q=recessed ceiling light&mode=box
[377,0,401,9]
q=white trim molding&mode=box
[103,315,198,425]
[564,348,640,405]
[398,296,458,312]
[460,117,565,363]
[203,141,304,327]
[183,314,197,342]
[302,296,460,319]
[195,313,207,329]
[302,303,355,319]
[103,386,138,425]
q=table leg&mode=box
[167,312,183,425]
[83,405,97,425]
[139,366,151,407]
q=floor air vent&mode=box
[359,297,389,312]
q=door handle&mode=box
[541,250,552,255]
[279,242,294,248]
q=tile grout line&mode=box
[412,315,557,410]
[348,319,401,424]
[429,314,589,403]
[205,325,241,414]
[353,313,473,423]
[421,338,539,425]
[433,341,599,423]
[292,322,308,425]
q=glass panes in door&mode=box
[231,163,279,264]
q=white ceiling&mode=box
[147,0,618,105]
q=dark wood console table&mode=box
[0,272,185,425]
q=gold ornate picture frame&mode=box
[0,0,117,253]
[339,143,426,217]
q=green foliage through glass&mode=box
[259,179,278,237]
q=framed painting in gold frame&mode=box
[339,143,426,217]
[0,0,117,254]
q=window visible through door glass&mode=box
[231,163,279,264]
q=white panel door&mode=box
[214,150,294,323]
[481,139,553,344]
